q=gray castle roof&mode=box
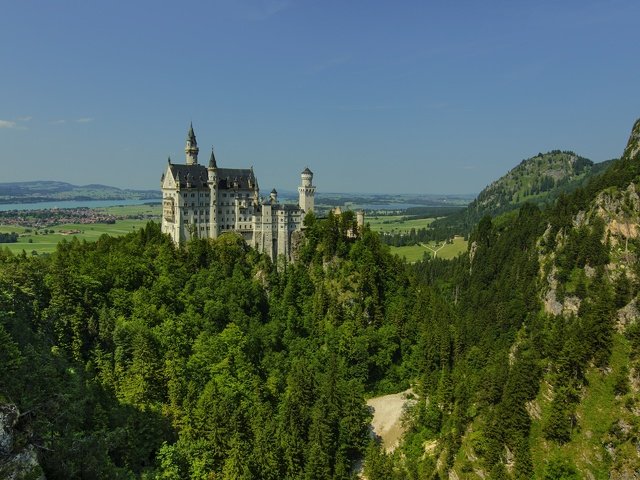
[302,167,313,175]
[168,164,255,190]
[169,164,208,188]
[218,168,254,189]
[275,204,302,212]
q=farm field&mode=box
[389,236,468,263]
[366,215,437,233]
[0,219,153,254]
[95,203,161,216]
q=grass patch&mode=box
[0,219,152,254]
[367,215,437,234]
[390,237,468,263]
[530,333,631,478]
[95,203,161,216]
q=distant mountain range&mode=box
[431,150,616,237]
[0,181,160,204]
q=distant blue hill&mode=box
[0,181,160,204]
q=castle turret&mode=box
[298,167,316,215]
[270,188,278,204]
[207,147,219,238]
[185,122,199,165]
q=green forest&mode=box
[2,119,640,479]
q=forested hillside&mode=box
[429,151,613,240]
[0,209,437,478]
[370,118,640,479]
[2,119,640,479]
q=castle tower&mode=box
[207,147,219,238]
[185,123,199,165]
[298,167,315,215]
[357,210,365,230]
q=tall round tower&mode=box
[298,167,316,214]
[185,122,199,165]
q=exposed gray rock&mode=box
[0,445,44,480]
[0,404,45,480]
[617,298,639,333]
[0,404,18,456]
[562,295,581,317]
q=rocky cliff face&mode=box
[0,404,44,480]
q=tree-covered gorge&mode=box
[0,210,434,479]
[3,118,640,479]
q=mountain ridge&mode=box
[428,150,615,239]
[0,180,159,203]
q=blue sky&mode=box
[1,0,639,194]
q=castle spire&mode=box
[187,122,196,143]
[208,147,217,169]
[185,122,199,165]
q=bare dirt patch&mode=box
[366,388,415,452]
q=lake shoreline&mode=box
[0,198,162,212]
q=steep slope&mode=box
[430,151,613,239]
[382,118,640,479]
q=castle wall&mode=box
[161,126,313,261]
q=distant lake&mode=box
[0,198,162,212]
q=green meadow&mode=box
[365,215,437,233]
[389,236,468,263]
[96,203,161,216]
[0,220,152,255]
[0,204,162,254]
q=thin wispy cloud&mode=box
[76,117,93,123]
[18,116,32,122]
[0,120,17,128]
[50,119,66,125]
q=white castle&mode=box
[161,124,315,260]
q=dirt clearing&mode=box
[366,388,415,452]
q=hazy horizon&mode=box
[1,1,639,194]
